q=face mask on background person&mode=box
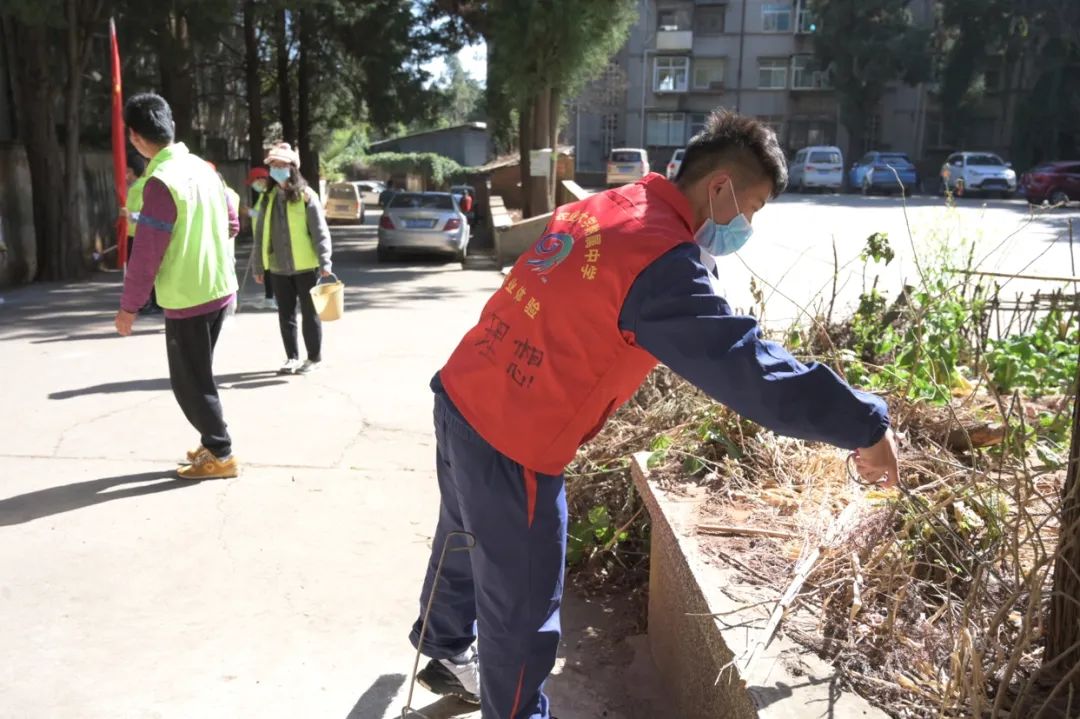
[269,166,291,185]
[694,179,754,257]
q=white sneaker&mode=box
[278,358,303,375]
[266,297,278,311]
[296,359,321,375]
[249,296,266,310]
[416,646,480,704]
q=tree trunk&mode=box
[1046,345,1080,682]
[0,16,34,282]
[62,0,86,279]
[160,7,195,144]
[517,95,532,216]
[525,87,551,218]
[548,85,560,210]
[5,19,64,281]
[296,9,317,191]
[243,0,264,165]
[275,8,295,145]
[840,101,867,192]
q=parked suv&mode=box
[606,148,650,187]
[940,152,1017,198]
[849,151,919,195]
[789,146,844,192]
[666,148,685,180]
[1019,162,1080,207]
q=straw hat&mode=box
[264,142,300,168]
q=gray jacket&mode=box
[253,185,333,275]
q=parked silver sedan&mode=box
[377,192,470,262]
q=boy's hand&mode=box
[853,428,900,488]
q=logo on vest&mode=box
[526,232,574,282]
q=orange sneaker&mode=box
[185,446,205,464]
[178,448,239,480]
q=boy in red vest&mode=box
[408,111,899,717]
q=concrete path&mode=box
[0,217,668,719]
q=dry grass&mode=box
[568,364,1075,719]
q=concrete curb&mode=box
[630,452,887,719]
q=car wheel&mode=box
[377,245,392,263]
[1049,190,1070,207]
[999,191,1014,200]
[456,241,468,265]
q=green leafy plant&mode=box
[363,152,477,187]
[986,307,1079,397]
[567,504,629,565]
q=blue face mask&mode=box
[694,181,753,256]
[269,166,291,185]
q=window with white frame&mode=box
[762,3,793,32]
[689,112,709,139]
[790,55,830,89]
[795,0,816,33]
[646,112,687,146]
[654,56,689,92]
[758,58,787,89]
[693,58,727,91]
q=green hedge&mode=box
[363,152,478,187]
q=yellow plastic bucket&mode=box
[310,274,345,321]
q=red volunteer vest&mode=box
[441,173,697,474]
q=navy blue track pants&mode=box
[410,383,566,719]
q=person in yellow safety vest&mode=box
[244,167,277,310]
[114,92,241,481]
[119,151,162,314]
[253,142,333,376]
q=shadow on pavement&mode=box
[345,673,406,719]
[32,327,165,344]
[0,470,203,526]
[0,218,492,344]
[749,675,841,717]
[48,370,285,399]
[400,696,477,719]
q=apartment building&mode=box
[571,0,936,175]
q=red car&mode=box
[1020,161,1080,206]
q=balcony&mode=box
[656,30,693,52]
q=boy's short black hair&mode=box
[675,110,787,197]
[123,93,175,145]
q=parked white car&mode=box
[354,180,385,207]
[789,146,845,192]
[940,152,1017,198]
[666,148,685,180]
[606,148,650,187]
[377,191,469,263]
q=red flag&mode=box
[109,18,128,268]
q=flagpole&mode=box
[109,18,128,269]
